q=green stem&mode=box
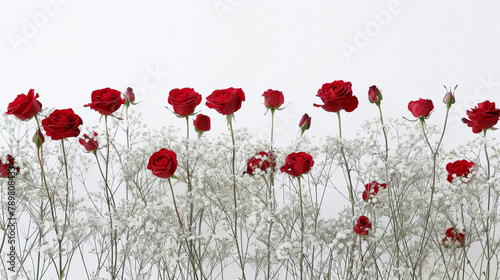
[298,176,304,280]
[337,111,355,280]
[376,103,389,160]
[484,130,491,279]
[168,178,183,228]
[228,115,246,280]
[336,112,354,216]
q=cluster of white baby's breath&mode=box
[2,105,500,280]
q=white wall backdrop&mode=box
[2,1,500,145]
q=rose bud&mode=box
[408,98,434,119]
[299,113,311,136]
[32,128,45,149]
[193,114,211,138]
[443,86,456,108]
[262,89,284,111]
[368,85,382,104]
[124,87,136,108]
[79,132,99,152]
[6,89,42,121]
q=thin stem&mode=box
[336,112,354,216]
[297,176,304,280]
[228,114,246,280]
[337,111,355,280]
[376,103,389,160]
[168,178,183,228]
[270,109,275,145]
[484,130,491,279]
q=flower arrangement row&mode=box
[1,80,500,279]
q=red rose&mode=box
[32,129,45,148]
[353,215,372,236]
[245,151,276,175]
[368,85,382,104]
[446,159,474,183]
[442,227,465,247]
[408,98,434,118]
[462,101,500,133]
[0,155,19,178]
[206,87,245,115]
[314,80,358,113]
[41,108,83,140]
[84,88,125,115]
[262,89,284,110]
[443,88,455,107]
[299,114,311,130]
[125,87,136,103]
[193,114,211,132]
[168,88,202,117]
[299,113,311,136]
[6,89,42,121]
[362,181,387,201]
[79,132,99,152]
[280,152,314,177]
[147,148,178,179]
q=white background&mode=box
[1,0,500,152]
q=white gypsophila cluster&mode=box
[3,103,500,280]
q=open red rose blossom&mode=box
[6,89,42,121]
[314,80,358,113]
[462,100,500,133]
[85,88,125,115]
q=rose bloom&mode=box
[245,151,276,175]
[442,227,465,247]
[42,109,83,140]
[362,181,387,201]
[262,89,284,110]
[206,87,245,115]
[462,101,500,133]
[0,155,18,178]
[79,132,99,152]
[280,152,314,177]
[168,88,202,117]
[147,148,178,179]
[368,85,382,103]
[314,80,358,113]
[84,88,125,115]
[446,159,474,183]
[6,89,42,121]
[408,98,434,118]
[193,114,211,132]
[353,215,372,236]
